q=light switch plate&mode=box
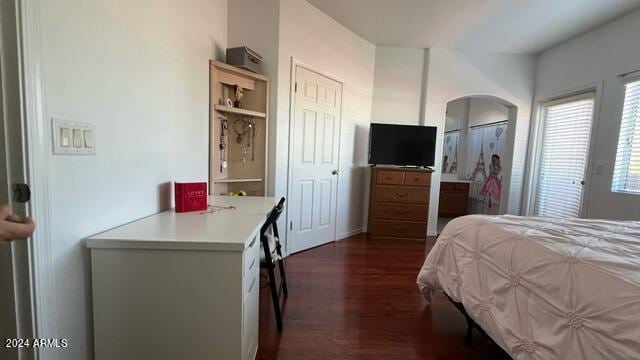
[72,129,83,148]
[83,129,94,148]
[60,127,71,147]
[52,118,96,155]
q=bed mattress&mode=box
[417,215,640,359]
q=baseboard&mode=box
[281,228,364,258]
[336,228,363,240]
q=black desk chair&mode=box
[260,197,288,331]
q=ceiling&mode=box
[306,0,640,53]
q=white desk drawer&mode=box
[244,268,258,300]
[244,320,258,360]
[243,287,259,360]
[88,196,278,360]
[243,235,260,277]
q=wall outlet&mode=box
[52,118,96,155]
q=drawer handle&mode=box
[248,257,256,271]
[395,192,409,198]
[386,176,393,180]
[394,209,408,215]
[248,275,257,293]
[248,236,257,248]
[392,226,405,232]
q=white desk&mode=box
[87,196,276,360]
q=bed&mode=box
[417,215,640,359]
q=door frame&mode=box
[523,80,604,217]
[285,58,344,255]
[0,11,20,359]
[1,1,57,358]
[20,0,57,350]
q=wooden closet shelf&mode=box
[214,105,266,118]
[213,178,264,184]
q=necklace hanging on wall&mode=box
[218,115,228,172]
[250,118,256,161]
[234,117,250,162]
[232,117,258,163]
[233,118,250,144]
[242,143,249,163]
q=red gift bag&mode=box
[174,182,208,213]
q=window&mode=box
[612,79,640,194]
[535,93,595,218]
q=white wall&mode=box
[445,98,509,132]
[533,8,640,220]
[227,0,280,196]
[39,1,227,358]
[468,97,509,127]
[276,0,376,239]
[366,46,536,234]
[444,98,467,132]
[445,94,509,131]
[226,0,376,243]
[371,46,425,125]
[423,48,537,235]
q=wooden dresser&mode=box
[368,166,432,240]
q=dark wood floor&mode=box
[257,234,506,360]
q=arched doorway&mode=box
[437,95,517,233]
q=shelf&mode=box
[213,178,264,183]
[214,105,266,118]
[211,60,269,82]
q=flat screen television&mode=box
[368,123,437,167]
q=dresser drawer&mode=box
[376,170,404,185]
[439,192,469,216]
[375,185,430,204]
[404,172,431,186]
[441,182,456,190]
[374,202,428,221]
[243,234,259,277]
[370,220,427,238]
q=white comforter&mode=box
[417,215,640,360]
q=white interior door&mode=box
[288,65,342,253]
[534,92,596,218]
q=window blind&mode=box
[535,94,595,218]
[612,79,640,194]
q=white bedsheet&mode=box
[417,215,640,359]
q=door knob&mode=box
[13,183,31,203]
[332,169,339,175]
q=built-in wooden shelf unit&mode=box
[209,60,269,196]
